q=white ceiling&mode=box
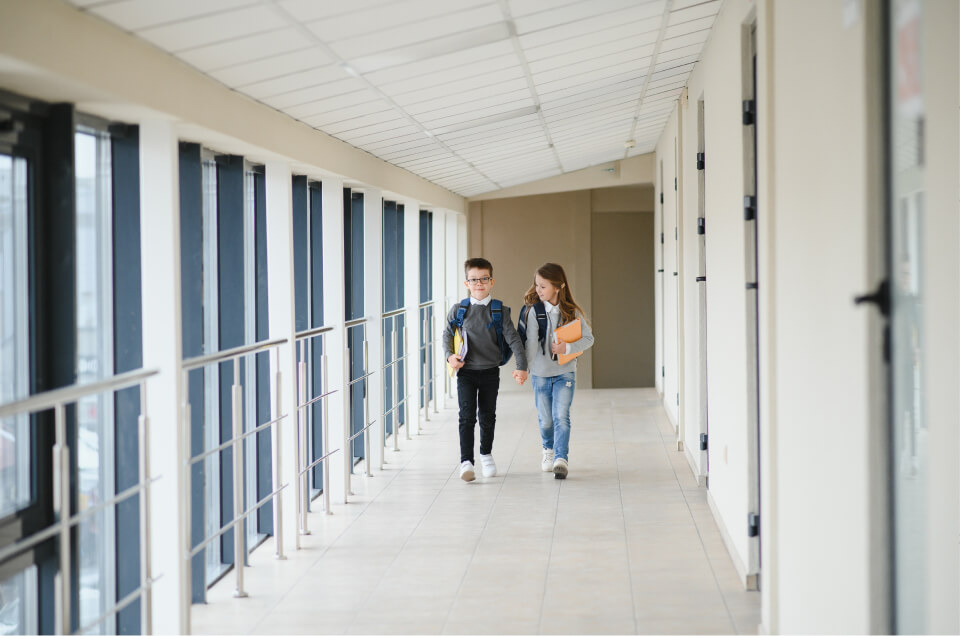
[67,0,721,197]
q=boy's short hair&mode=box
[464,257,493,278]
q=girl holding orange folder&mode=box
[514,263,594,479]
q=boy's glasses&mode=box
[466,277,492,285]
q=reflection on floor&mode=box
[191,388,761,635]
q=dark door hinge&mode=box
[696,276,706,282]
[696,152,705,170]
[743,195,756,221]
[660,232,664,244]
[854,279,890,317]
[674,227,678,240]
[746,282,758,290]
[660,192,664,204]
[662,366,665,377]
[697,218,705,235]
[674,177,677,190]
[748,513,760,537]
[699,433,708,451]
[742,100,756,126]
[676,393,679,405]
[657,268,664,273]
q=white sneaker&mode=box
[459,460,476,482]
[553,457,568,480]
[541,448,555,472]
[479,453,497,477]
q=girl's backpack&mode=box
[451,298,513,366]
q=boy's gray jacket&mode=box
[522,308,594,377]
[442,300,528,371]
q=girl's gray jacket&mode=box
[522,307,594,377]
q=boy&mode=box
[444,258,528,482]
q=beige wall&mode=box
[468,185,655,391]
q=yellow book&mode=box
[447,328,468,376]
[553,319,582,365]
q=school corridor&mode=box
[0,0,957,634]
[191,389,760,635]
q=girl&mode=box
[513,263,594,479]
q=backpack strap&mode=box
[451,297,470,329]
[518,305,530,344]
[488,299,503,336]
[533,302,548,355]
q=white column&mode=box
[362,187,384,471]
[320,178,347,502]
[402,198,421,436]
[138,120,185,634]
[263,161,299,551]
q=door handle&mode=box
[854,279,890,317]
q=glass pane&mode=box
[0,153,29,518]
[75,130,116,633]
[889,0,927,632]
[0,566,38,635]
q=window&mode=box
[419,210,434,407]
[382,201,405,437]
[344,189,365,461]
[74,127,117,634]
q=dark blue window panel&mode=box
[177,142,206,603]
[110,125,144,634]
[419,210,432,303]
[254,170,272,535]
[344,190,364,320]
[308,183,324,491]
[216,155,245,567]
[309,183,323,327]
[292,176,308,333]
[349,326,365,460]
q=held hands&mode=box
[512,369,529,385]
[551,340,568,355]
[447,355,465,370]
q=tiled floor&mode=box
[192,388,760,635]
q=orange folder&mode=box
[554,318,583,365]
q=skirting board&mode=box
[683,442,706,487]
[706,490,758,591]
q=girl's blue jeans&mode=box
[532,372,576,461]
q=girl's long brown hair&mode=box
[523,262,587,326]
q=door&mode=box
[696,98,709,483]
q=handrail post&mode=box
[180,369,192,635]
[403,325,412,440]
[272,347,286,560]
[344,326,351,503]
[231,360,247,598]
[138,381,154,634]
[363,335,372,477]
[392,321,400,452]
[321,334,331,515]
[378,319,386,471]
[431,312,439,415]
[297,340,309,540]
[422,317,430,423]
[53,403,70,635]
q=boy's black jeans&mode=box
[456,367,500,463]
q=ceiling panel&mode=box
[177,28,312,70]
[136,5,287,52]
[513,0,660,35]
[67,0,720,197]
[523,16,662,62]
[208,48,327,87]
[327,5,504,61]
[90,0,257,32]
[240,65,349,100]
[519,4,664,49]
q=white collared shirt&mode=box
[470,295,492,306]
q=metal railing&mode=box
[381,308,410,458]
[180,338,288,613]
[293,325,338,542]
[344,317,376,501]
[0,367,159,635]
[418,301,438,428]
